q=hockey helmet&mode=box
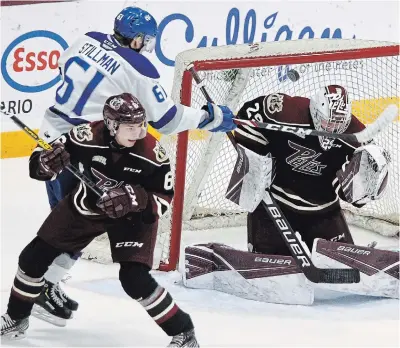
[309,85,352,134]
[114,7,158,53]
[103,93,147,140]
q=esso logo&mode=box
[1,30,69,93]
[13,48,61,72]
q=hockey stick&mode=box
[233,104,398,144]
[188,65,360,284]
[0,109,104,198]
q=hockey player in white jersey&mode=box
[34,6,236,326]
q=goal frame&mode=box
[159,40,400,271]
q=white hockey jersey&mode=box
[39,32,205,141]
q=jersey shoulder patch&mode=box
[152,141,169,163]
[69,122,105,147]
[132,135,170,166]
[71,123,93,142]
[262,94,311,126]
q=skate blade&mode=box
[1,330,26,340]
[32,304,71,327]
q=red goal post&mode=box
[158,39,399,271]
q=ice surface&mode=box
[1,158,399,347]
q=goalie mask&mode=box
[310,85,352,150]
[103,93,147,142]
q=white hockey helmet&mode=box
[309,85,352,134]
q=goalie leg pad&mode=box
[184,243,314,305]
[312,239,399,298]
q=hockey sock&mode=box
[138,285,194,336]
[44,252,81,283]
[7,237,63,320]
[8,267,45,320]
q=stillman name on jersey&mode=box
[78,42,121,75]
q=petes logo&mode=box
[109,97,124,110]
[265,93,284,114]
[73,124,93,142]
[91,168,122,190]
[326,87,349,115]
[153,142,168,162]
[286,141,327,176]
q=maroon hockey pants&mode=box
[248,203,354,255]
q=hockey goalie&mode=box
[183,85,399,305]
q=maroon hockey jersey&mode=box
[234,93,365,214]
[29,121,173,223]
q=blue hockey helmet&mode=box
[114,7,158,53]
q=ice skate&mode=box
[1,313,29,340]
[32,280,73,327]
[168,328,199,347]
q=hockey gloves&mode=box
[39,142,71,176]
[198,102,236,132]
[96,185,148,219]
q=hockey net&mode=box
[82,39,399,271]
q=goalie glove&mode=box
[96,185,148,219]
[336,144,390,205]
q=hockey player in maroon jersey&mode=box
[231,85,390,256]
[1,93,199,347]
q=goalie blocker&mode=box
[183,240,399,305]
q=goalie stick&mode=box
[188,64,361,284]
[0,109,104,198]
[233,105,398,144]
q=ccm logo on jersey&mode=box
[115,241,144,248]
[124,167,142,173]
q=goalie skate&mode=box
[32,280,73,327]
[1,314,29,340]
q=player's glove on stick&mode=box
[336,144,390,205]
[96,185,148,219]
[199,102,236,132]
[39,142,71,176]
